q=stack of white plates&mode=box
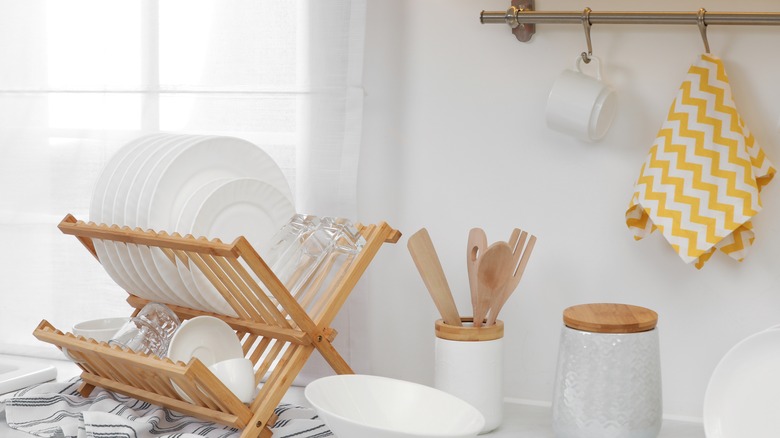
[89,134,295,316]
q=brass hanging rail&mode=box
[481,1,780,42]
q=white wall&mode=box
[357,0,780,420]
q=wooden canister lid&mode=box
[563,303,658,334]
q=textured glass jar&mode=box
[552,304,662,438]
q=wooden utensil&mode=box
[486,229,536,326]
[473,242,513,328]
[467,228,487,324]
[407,228,462,326]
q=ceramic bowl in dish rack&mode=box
[304,374,485,438]
[72,317,129,342]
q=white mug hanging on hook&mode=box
[545,55,617,142]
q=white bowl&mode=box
[72,317,129,342]
[208,357,256,403]
[167,316,243,366]
[305,374,485,438]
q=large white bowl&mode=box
[304,374,485,438]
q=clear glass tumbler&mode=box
[109,302,180,356]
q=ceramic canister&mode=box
[552,303,662,438]
[435,317,503,434]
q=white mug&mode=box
[546,56,617,142]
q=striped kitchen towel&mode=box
[626,53,775,269]
[2,379,332,438]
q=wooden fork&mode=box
[486,228,536,326]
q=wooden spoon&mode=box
[486,229,536,326]
[473,241,513,328]
[407,228,462,326]
[466,228,487,323]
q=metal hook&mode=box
[698,8,711,53]
[581,8,593,63]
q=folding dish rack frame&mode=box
[34,214,400,438]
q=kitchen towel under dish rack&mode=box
[4,378,331,438]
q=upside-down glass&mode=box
[108,302,180,357]
[264,215,365,315]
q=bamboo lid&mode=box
[563,303,658,334]
[435,318,504,341]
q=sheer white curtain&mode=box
[0,0,367,375]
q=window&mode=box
[0,0,306,356]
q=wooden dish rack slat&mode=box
[34,214,400,438]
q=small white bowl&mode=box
[208,357,256,403]
[305,374,485,438]
[72,317,129,342]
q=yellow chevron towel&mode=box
[626,54,775,269]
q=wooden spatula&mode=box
[467,228,487,323]
[407,228,462,326]
[473,241,513,328]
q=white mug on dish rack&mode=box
[545,55,617,142]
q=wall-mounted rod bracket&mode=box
[481,0,536,42]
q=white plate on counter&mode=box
[703,326,780,437]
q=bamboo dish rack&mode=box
[34,214,400,438]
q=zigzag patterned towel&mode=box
[2,378,332,438]
[626,54,775,269]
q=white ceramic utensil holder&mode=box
[435,317,504,434]
[552,304,662,438]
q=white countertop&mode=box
[487,402,704,437]
[0,354,705,437]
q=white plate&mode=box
[167,316,244,366]
[138,136,293,316]
[173,178,233,308]
[89,135,149,225]
[102,134,178,302]
[180,178,295,316]
[166,315,246,402]
[122,135,213,311]
[89,134,164,296]
[703,327,780,437]
[130,136,222,312]
[113,134,196,307]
